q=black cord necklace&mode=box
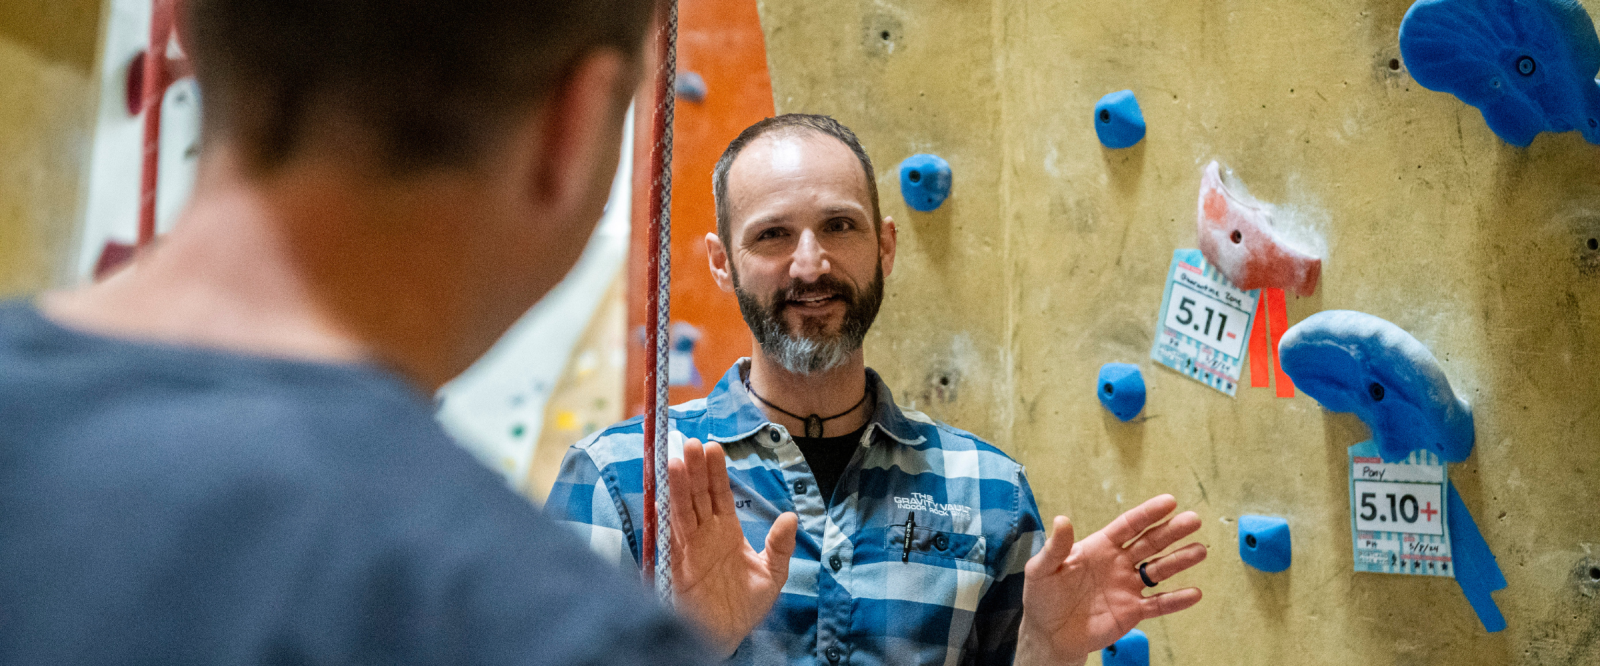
[743,376,871,438]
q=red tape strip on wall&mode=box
[1248,294,1272,388]
[1265,288,1295,398]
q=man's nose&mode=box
[789,229,832,282]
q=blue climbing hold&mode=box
[1097,363,1146,422]
[898,154,952,212]
[1277,311,1475,464]
[1399,0,1600,147]
[1101,628,1149,666]
[1094,90,1148,149]
[675,71,707,103]
[1238,515,1292,573]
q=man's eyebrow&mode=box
[819,204,867,217]
[741,212,788,231]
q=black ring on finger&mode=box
[1139,561,1157,588]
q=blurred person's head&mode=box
[163,0,656,385]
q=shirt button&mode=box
[793,480,807,494]
[768,429,781,443]
[829,554,842,571]
[934,534,949,551]
[826,646,842,663]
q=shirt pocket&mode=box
[880,525,993,616]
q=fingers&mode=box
[666,457,698,537]
[680,440,715,525]
[764,512,799,582]
[1027,515,1075,576]
[1101,494,1178,547]
[704,442,738,517]
[1126,510,1202,562]
[1140,542,1208,584]
[1140,586,1202,620]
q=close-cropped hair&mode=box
[183,0,655,174]
[711,114,882,248]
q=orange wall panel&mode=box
[626,0,773,416]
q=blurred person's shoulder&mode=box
[0,300,709,664]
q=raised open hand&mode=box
[666,439,798,658]
[1016,495,1208,666]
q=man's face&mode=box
[713,132,896,375]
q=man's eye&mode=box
[827,218,855,232]
[756,228,785,240]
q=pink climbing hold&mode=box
[1196,161,1322,297]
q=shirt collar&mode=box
[697,358,926,447]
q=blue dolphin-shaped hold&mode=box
[1278,311,1475,463]
[1400,0,1600,147]
[1281,311,1505,632]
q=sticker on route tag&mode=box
[1150,249,1260,396]
[1349,440,1453,578]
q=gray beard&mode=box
[759,323,859,375]
[734,264,883,377]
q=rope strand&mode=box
[641,0,679,606]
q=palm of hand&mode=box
[667,440,798,657]
[1019,495,1207,664]
[1023,530,1148,657]
[671,506,785,634]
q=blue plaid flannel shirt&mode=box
[548,360,1044,666]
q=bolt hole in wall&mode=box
[1590,566,1600,581]
[1589,238,1598,251]
[881,30,890,40]
[1389,58,1401,70]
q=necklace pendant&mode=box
[805,415,824,438]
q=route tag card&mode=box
[1349,440,1454,578]
[1149,249,1259,396]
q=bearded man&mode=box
[549,114,1209,665]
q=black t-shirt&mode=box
[793,424,868,506]
[0,302,707,665]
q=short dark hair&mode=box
[183,0,655,174]
[711,114,880,249]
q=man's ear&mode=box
[879,216,898,278]
[526,49,633,216]
[706,232,735,292]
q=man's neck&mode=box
[40,148,498,391]
[746,348,872,438]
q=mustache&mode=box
[772,274,856,307]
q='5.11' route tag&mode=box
[1349,440,1453,578]
[1150,249,1259,396]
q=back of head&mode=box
[183,0,656,175]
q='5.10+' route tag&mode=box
[1349,440,1453,578]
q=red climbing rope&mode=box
[137,0,178,247]
[641,0,679,604]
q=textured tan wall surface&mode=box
[0,0,102,297]
[760,0,1600,663]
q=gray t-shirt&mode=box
[0,301,707,664]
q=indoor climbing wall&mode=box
[758,0,1600,663]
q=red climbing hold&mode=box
[1196,161,1322,297]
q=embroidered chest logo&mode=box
[893,492,972,518]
